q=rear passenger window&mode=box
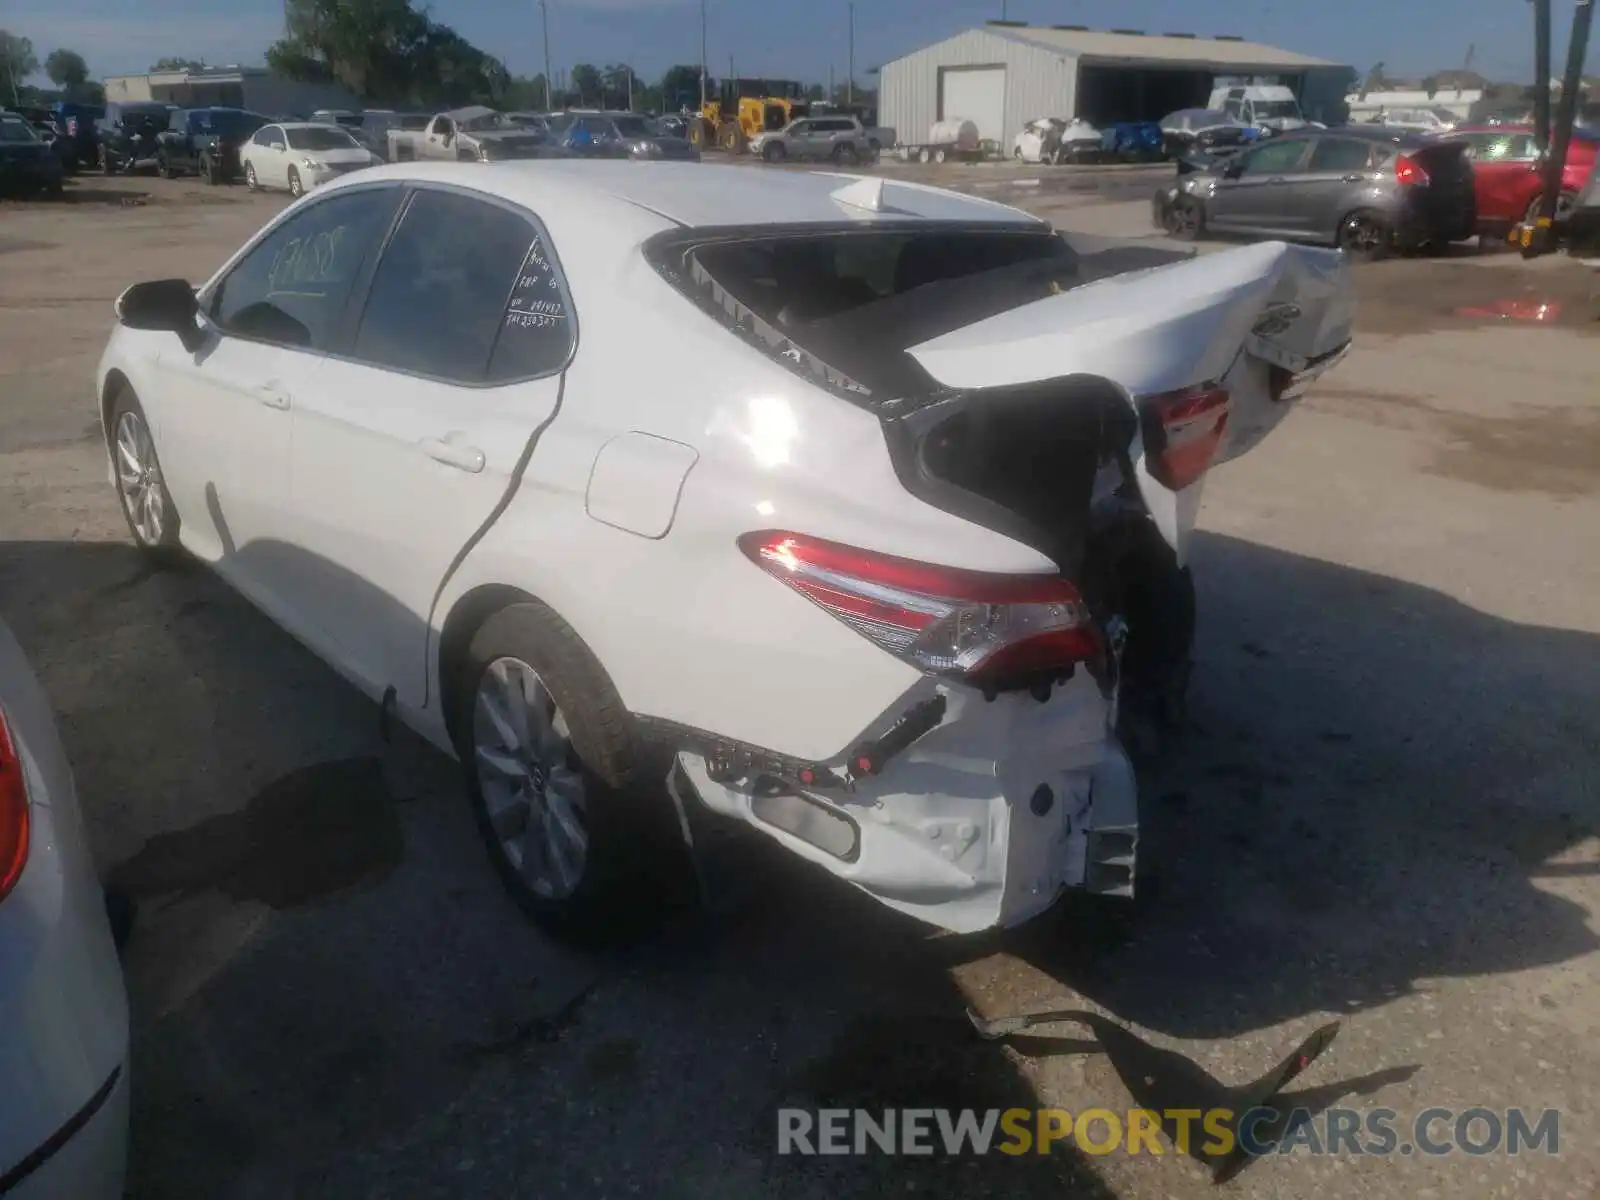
[1309,139,1372,172]
[352,189,574,384]
[211,186,402,350]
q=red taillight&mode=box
[738,531,1101,688]
[0,708,30,902]
[1394,154,1429,187]
[1144,383,1230,492]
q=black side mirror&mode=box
[116,279,203,352]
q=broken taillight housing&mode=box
[1142,383,1231,491]
[0,706,31,903]
[738,531,1101,689]
[1394,154,1429,187]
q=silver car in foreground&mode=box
[0,616,129,1198]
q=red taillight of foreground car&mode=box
[738,531,1102,689]
[0,708,30,902]
[1394,154,1429,187]
[1143,383,1231,492]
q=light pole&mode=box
[700,0,709,109]
[540,0,552,110]
[847,2,855,106]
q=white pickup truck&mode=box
[387,106,549,163]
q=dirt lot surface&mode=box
[2,167,1599,1199]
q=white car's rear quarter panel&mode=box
[439,196,1058,763]
[0,625,128,1199]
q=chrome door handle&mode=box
[253,384,290,410]
[420,437,486,473]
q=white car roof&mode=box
[321,160,1043,230]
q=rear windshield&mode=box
[613,115,654,138]
[649,227,1082,402]
[287,126,361,150]
[0,118,38,143]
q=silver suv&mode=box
[750,115,874,165]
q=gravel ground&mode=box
[1,168,1597,1200]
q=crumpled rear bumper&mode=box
[677,667,1138,934]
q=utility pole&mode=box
[700,0,709,108]
[847,3,855,106]
[1525,0,1594,255]
[1533,0,1552,154]
[626,67,633,111]
[540,0,552,110]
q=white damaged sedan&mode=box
[96,160,1352,941]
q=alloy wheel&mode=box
[114,410,166,545]
[472,656,589,900]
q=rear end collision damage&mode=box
[642,224,1353,936]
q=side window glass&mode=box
[1308,138,1372,172]
[211,187,401,350]
[352,190,573,384]
[1239,138,1307,175]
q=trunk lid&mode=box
[900,241,1353,559]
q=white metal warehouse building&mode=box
[878,23,1354,149]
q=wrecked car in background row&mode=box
[98,103,174,175]
[1011,117,1103,164]
[388,106,552,162]
[96,162,1353,943]
[1159,108,1260,159]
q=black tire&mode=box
[245,162,259,192]
[108,388,183,558]
[762,141,785,163]
[287,166,303,199]
[157,153,175,180]
[832,143,859,166]
[101,150,113,175]
[1338,209,1392,262]
[202,153,221,185]
[1164,195,1204,240]
[456,601,688,945]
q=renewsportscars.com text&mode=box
[777,1106,1560,1159]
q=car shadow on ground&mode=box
[0,528,1594,1197]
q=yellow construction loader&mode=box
[688,78,809,153]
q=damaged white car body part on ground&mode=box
[94,161,1352,941]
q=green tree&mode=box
[151,57,207,72]
[569,63,601,105]
[660,63,703,111]
[602,63,635,109]
[45,47,88,89]
[267,0,506,107]
[0,30,39,105]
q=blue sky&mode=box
[7,0,1572,88]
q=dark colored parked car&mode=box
[156,107,270,183]
[550,111,699,160]
[0,113,64,196]
[99,103,174,174]
[1152,127,1476,260]
[1568,156,1600,258]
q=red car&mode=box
[1453,124,1600,234]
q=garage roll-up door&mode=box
[940,66,1006,142]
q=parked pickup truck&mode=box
[156,107,269,183]
[387,106,550,162]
